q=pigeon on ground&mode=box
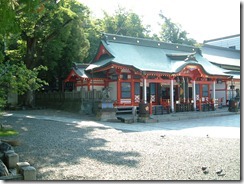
[201,166,207,171]
[161,135,166,138]
[203,170,209,174]
[216,169,223,174]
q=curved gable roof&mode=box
[87,33,230,77]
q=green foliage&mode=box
[0,0,42,35]
[83,19,102,62]
[0,0,19,34]
[101,6,150,38]
[0,128,19,137]
[0,61,47,108]
[158,12,197,46]
[84,6,151,62]
[37,0,90,87]
[1,0,91,99]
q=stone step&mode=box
[116,107,239,123]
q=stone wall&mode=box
[0,142,36,180]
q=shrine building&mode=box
[64,33,237,113]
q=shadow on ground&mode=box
[0,116,141,179]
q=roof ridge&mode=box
[203,34,240,43]
[102,33,197,52]
[203,44,240,53]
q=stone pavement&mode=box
[3,107,240,139]
[104,114,240,138]
[152,107,240,122]
[111,107,240,138]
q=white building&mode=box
[203,34,240,50]
[202,35,240,104]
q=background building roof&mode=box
[203,34,240,50]
[201,44,240,67]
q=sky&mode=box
[77,0,240,43]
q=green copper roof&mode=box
[87,33,231,77]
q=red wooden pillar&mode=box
[199,83,202,102]
[131,80,135,105]
[149,101,153,115]
[208,84,210,101]
[105,71,110,88]
[225,81,228,104]
[169,76,175,112]
[155,83,158,105]
[87,79,91,91]
[199,99,202,111]
[130,71,135,105]
[116,70,121,105]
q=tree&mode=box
[158,12,197,46]
[0,0,42,35]
[35,0,90,89]
[101,7,150,38]
[0,0,91,107]
[83,18,102,63]
[0,0,48,108]
[84,7,151,63]
[15,0,90,100]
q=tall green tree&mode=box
[16,0,87,69]
[16,0,90,95]
[84,7,151,63]
[0,0,42,35]
[0,0,48,108]
[36,0,90,89]
[82,18,102,63]
[101,7,150,38]
[0,0,91,107]
[158,12,197,46]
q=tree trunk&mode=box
[25,37,37,69]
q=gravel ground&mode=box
[0,111,240,181]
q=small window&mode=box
[122,73,128,80]
[229,46,236,49]
[121,82,131,98]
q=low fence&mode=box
[35,90,102,113]
[36,90,102,100]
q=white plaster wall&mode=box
[77,86,103,92]
[78,86,88,91]
[210,82,226,105]
[94,86,104,91]
[77,86,82,91]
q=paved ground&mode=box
[106,115,240,138]
[0,109,240,180]
[3,108,240,138]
